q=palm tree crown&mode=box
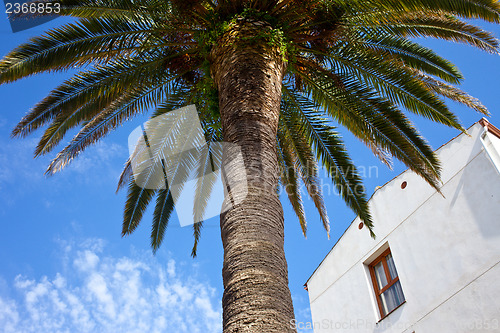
[1,0,499,256]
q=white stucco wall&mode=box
[306,122,500,333]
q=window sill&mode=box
[377,301,406,323]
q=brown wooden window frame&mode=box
[368,248,405,319]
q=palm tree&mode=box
[1,0,499,331]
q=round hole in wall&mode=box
[401,181,407,189]
[358,222,364,230]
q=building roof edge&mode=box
[304,118,498,287]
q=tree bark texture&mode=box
[211,19,296,333]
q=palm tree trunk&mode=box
[211,20,296,333]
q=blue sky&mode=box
[0,12,499,333]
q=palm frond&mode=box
[193,143,222,223]
[56,0,165,20]
[123,179,156,235]
[277,126,307,236]
[11,56,166,139]
[340,0,500,23]
[45,75,179,175]
[315,47,464,131]
[414,70,490,115]
[298,70,442,190]
[0,17,165,84]
[191,221,203,257]
[116,84,203,193]
[282,86,374,233]
[279,98,330,234]
[151,188,175,253]
[372,15,499,53]
[348,31,464,84]
[117,158,133,192]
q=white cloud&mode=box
[0,136,127,193]
[68,142,126,178]
[0,239,222,333]
[0,298,19,333]
[0,137,46,188]
[167,259,176,278]
[74,250,100,272]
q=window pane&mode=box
[386,253,399,280]
[380,280,405,316]
[374,261,388,290]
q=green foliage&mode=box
[240,7,277,25]
[192,66,220,119]
[1,0,499,255]
[195,18,234,50]
[237,25,289,58]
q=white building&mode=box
[304,119,500,333]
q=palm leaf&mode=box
[11,56,167,139]
[191,221,203,257]
[298,70,442,190]
[316,47,464,131]
[151,188,175,253]
[282,86,374,233]
[123,179,156,235]
[279,100,330,234]
[414,70,490,115]
[277,126,307,235]
[373,15,499,53]
[349,31,464,84]
[0,17,165,84]
[45,74,180,174]
[340,0,500,23]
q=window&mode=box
[368,248,405,318]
